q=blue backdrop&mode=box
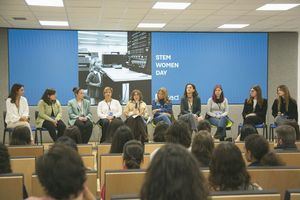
[9,29,78,105]
[151,32,268,104]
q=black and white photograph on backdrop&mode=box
[78,31,152,105]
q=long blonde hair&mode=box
[277,85,292,111]
[156,87,170,103]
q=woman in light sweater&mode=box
[97,87,122,143]
[6,83,33,142]
[124,89,149,142]
[206,85,230,141]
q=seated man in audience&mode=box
[275,125,298,151]
[26,144,95,200]
[245,134,284,166]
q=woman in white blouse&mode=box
[5,84,33,141]
[97,87,122,143]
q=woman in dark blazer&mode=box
[272,85,298,125]
[242,85,267,125]
[178,83,203,131]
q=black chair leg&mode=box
[39,130,43,145]
[3,130,6,144]
[34,130,38,144]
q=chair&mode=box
[3,111,13,144]
[210,190,281,200]
[284,189,300,200]
[269,123,277,141]
[0,173,24,200]
[35,111,48,144]
[8,145,44,157]
[238,123,268,139]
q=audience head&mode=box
[106,118,125,142]
[184,83,198,98]
[41,88,56,104]
[240,124,258,141]
[10,125,31,145]
[282,120,300,140]
[8,83,24,103]
[275,125,296,148]
[110,125,134,153]
[165,120,191,148]
[64,126,82,144]
[191,131,214,167]
[72,87,84,100]
[156,87,169,102]
[130,89,143,102]
[209,142,250,191]
[245,134,269,163]
[36,144,86,200]
[212,84,224,103]
[123,140,144,169]
[140,144,208,200]
[0,143,12,174]
[56,136,78,151]
[197,120,212,133]
[153,121,169,142]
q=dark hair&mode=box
[245,134,269,162]
[72,87,83,96]
[130,89,143,101]
[140,144,208,200]
[63,126,82,144]
[153,121,169,142]
[247,85,264,108]
[282,121,300,140]
[36,144,86,199]
[10,125,31,145]
[260,152,285,166]
[191,131,214,167]
[275,124,296,146]
[183,83,198,98]
[212,84,224,103]
[123,140,144,169]
[110,125,134,153]
[244,134,284,166]
[240,124,258,141]
[106,118,125,142]
[41,88,56,105]
[56,136,78,151]
[8,83,24,103]
[197,120,212,133]
[209,142,250,191]
[0,143,12,174]
[165,120,191,148]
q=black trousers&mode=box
[243,116,264,126]
[98,118,110,143]
[74,119,93,143]
[42,120,66,141]
[125,116,148,143]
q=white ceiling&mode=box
[0,0,300,32]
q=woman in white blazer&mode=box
[5,84,33,141]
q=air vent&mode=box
[13,17,27,20]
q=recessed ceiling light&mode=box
[218,24,249,29]
[39,20,68,26]
[25,0,64,7]
[152,2,191,10]
[78,31,99,35]
[137,23,166,28]
[78,38,97,41]
[256,4,300,11]
[79,41,97,44]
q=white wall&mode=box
[298,30,300,123]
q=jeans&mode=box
[154,113,172,125]
[208,116,228,138]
